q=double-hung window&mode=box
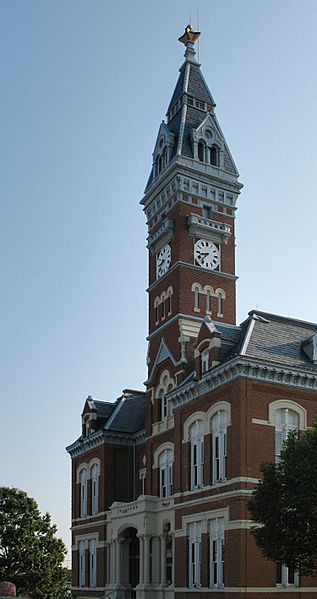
[189,421,204,489]
[275,408,299,463]
[91,464,99,515]
[211,411,228,484]
[276,563,299,588]
[159,449,173,497]
[188,522,201,587]
[210,518,224,588]
[89,539,97,588]
[79,540,85,587]
[79,468,87,517]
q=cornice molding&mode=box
[167,356,317,410]
[66,428,146,458]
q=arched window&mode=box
[198,141,205,162]
[189,421,205,489]
[275,408,299,463]
[159,449,173,497]
[154,297,159,324]
[191,284,201,312]
[201,349,209,374]
[167,286,173,316]
[91,463,99,515]
[210,145,219,166]
[211,410,228,484]
[156,371,175,421]
[79,468,87,517]
[215,289,225,317]
[206,289,211,314]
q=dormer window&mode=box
[198,140,220,166]
[201,349,209,374]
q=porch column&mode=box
[160,534,167,585]
[144,535,151,585]
[106,541,110,584]
[138,535,144,585]
[152,536,160,584]
[171,533,175,584]
[110,541,115,584]
[115,538,121,584]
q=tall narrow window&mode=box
[91,464,99,515]
[206,289,211,314]
[188,523,202,587]
[275,408,299,463]
[161,298,165,320]
[210,145,219,166]
[154,298,159,324]
[167,287,173,315]
[89,539,97,588]
[79,468,87,517]
[79,540,85,587]
[159,449,173,498]
[193,286,200,312]
[210,518,224,588]
[211,411,228,484]
[189,421,204,489]
[198,141,205,162]
[276,563,299,588]
[217,292,224,317]
[201,349,209,374]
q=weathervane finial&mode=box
[178,24,201,46]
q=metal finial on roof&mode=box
[178,24,201,46]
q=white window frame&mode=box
[277,563,299,588]
[79,469,87,517]
[275,408,299,463]
[91,464,99,516]
[188,523,202,588]
[189,421,204,490]
[89,539,97,588]
[201,349,209,374]
[159,449,173,498]
[211,411,228,484]
[210,518,224,588]
[79,540,85,587]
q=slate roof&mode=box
[239,311,317,371]
[104,392,146,434]
[92,400,114,418]
[144,43,238,195]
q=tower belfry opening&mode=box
[67,26,317,599]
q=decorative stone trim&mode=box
[147,219,174,253]
[67,429,146,458]
[166,356,317,412]
[188,213,231,244]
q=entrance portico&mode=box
[106,496,174,599]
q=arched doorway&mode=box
[119,526,139,595]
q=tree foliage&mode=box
[249,421,317,575]
[0,487,69,599]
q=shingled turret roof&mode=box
[144,26,239,194]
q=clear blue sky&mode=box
[1,0,317,559]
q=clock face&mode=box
[156,244,171,279]
[194,239,220,270]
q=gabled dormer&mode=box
[151,122,175,182]
[194,315,221,376]
[192,113,239,175]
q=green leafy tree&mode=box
[249,420,317,575]
[0,487,69,599]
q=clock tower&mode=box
[141,26,243,412]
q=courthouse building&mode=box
[67,26,317,598]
